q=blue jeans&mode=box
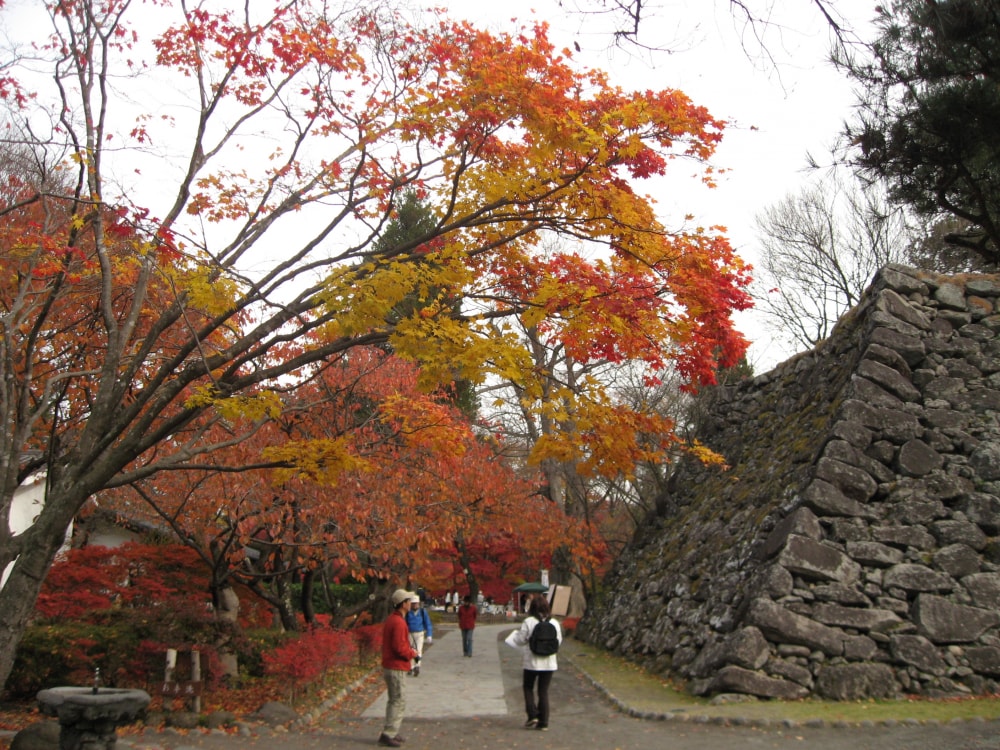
[461,628,474,656]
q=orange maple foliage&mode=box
[0,0,749,687]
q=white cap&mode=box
[391,589,417,606]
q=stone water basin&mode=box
[37,687,151,750]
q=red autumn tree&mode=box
[0,0,749,689]
[100,345,584,640]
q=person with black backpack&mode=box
[504,594,562,731]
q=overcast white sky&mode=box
[441,0,879,371]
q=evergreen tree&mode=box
[837,0,1000,265]
[369,191,479,419]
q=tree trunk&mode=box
[563,570,588,620]
[543,460,590,620]
[319,568,336,616]
[276,577,297,631]
[551,545,588,620]
[0,494,77,690]
[454,532,479,601]
[212,583,242,681]
[300,568,316,626]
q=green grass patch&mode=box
[562,639,1000,723]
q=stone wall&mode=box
[578,265,1000,700]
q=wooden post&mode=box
[163,648,204,712]
[190,650,201,713]
[164,649,177,683]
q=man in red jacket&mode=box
[457,594,478,657]
[379,589,419,747]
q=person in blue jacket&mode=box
[404,596,433,676]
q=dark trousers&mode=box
[522,669,553,727]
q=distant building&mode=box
[2,470,72,588]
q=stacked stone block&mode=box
[579,265,1000,700]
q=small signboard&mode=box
[161,680,203,697]
[550,584,572,617]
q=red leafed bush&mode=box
[262,627,357,698]
[352,624,382,655]
[10,543,234,700]
[561,617,579,637]
[34,548,127,619]
[35,543,211,621]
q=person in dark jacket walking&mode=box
[457,594,477,657]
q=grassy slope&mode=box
[563,638,1000,724]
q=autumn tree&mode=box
[0,0,749,689]
[103,342,585,642]
[587,363,696,541]
[836,0,1000,264]
[488,336,624,617]
[422,432,587,604]
[480,237,746,618]
[105,349,466,628]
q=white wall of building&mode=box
[2,473,72,588]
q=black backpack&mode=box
[528,617,559,656]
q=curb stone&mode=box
[293,671,376,728]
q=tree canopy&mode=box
[0,0,750,688]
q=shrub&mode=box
[262,627,357,702]
[6,622,143,699]
[5,618,234,702]
[291,581,370,616]
[235,629,289,679]
[11,542,373,703]
[8,591,230,701]
[35,543,212,622]
[352,624,382,657]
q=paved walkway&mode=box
[362,622,508,719]
[12,624,1000,750]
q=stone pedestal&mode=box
[36,687,151,750]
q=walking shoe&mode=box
[377,734,403,747]
[524,718,538,728]
[536,725,549,731]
